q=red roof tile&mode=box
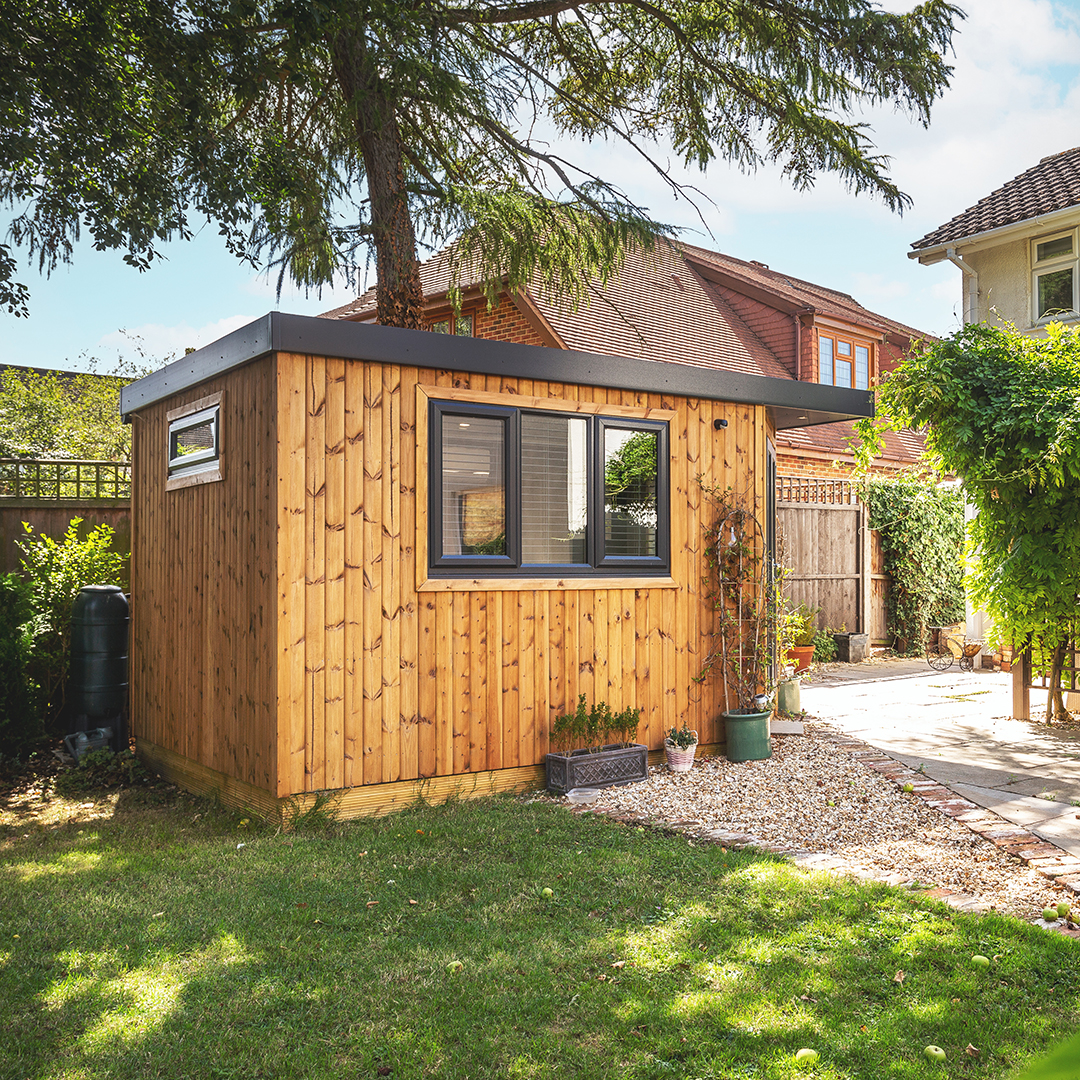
[912,147,1080,250]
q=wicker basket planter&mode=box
[545,743,649,795]
[664,738,698,772]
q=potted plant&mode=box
[696,482,777,762]
[545,695,647,794]
[664,723,699,772]
[785,603,819,674]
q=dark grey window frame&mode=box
[429,399,670,577]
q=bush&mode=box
[18,517,128,730]
[54,748,150,795]
[812,629,838,663]
[0,574,39,754]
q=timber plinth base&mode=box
[136,739,727,822]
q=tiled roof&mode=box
[679,244,929,341]
[912,146,1080,250]
[775,419,925,464]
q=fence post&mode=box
[858,500,871,635]
[1012,639,1030,720]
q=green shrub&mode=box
[0,574,39,754]
[54,748,149,795]
[812,629,838,663]
[551,695,642,752]
[863,477,965,653]
[18,517,128,730]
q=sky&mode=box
[3,0,1080,375]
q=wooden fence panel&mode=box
[777,476,889,642]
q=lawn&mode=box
[1,784,1078,1080]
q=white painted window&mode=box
[1031,229,1079,323]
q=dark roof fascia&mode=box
[119,311,872,430]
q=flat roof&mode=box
[120,311,873,431]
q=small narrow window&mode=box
[854,345,870,390]
[818,335,833,385]
[166,393,223,490]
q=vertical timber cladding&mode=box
[274,351,769,798]
[130,355,278,792]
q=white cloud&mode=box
[97,314,258,367]
[848,273,910,304]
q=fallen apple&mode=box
[447,960,464,973]
[1043,907,1059,921]
[793,1047,819,1065]
[971,954,990,968]
[541,887,554,898]
[902,782,914,793]
[924,1045,946,1063]
[1057,901,1071,919]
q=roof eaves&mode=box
[909,201,1080,263]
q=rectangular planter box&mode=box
[545,743,649,794]
[832,632,870,663]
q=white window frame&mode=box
[166,392,223,490]
[1031,228,1079,325]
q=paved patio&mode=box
[800,658,1080,861]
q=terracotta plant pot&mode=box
[785,644,815,674]
[664,737,698,772]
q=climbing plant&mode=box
[857,321,1080,721]
[861,476,966,653]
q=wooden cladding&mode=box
[130,350,769,802]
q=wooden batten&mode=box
[128,342,773,818]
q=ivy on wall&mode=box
[862,476,965,653]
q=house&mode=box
[119,312,871,819]
[323,239,931,480]
[910,146,1080,332]
[911,147,1080,691]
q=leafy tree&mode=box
[2,0,961,324]
[0,366,131,460]
[859,322,1080,721]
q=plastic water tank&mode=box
[69,585,129,719]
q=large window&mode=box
[429,400,669,576]
[1032,229,1079,323]
[818,332,871,390]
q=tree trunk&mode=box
[330,31,424,329]
[1045,641,1070,724]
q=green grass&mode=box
[1,788,1078,1079]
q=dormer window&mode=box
[817,332,871,390]
[428,312,474,336]
[1032,229,1079,322]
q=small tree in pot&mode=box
[696,481,778,761]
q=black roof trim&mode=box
[120,311,872,430]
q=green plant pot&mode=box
[722,709,772,762]
[776,678,800,714]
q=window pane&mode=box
[442,417,506,556]
[835,359,852,388]
[430,319,451,334]
[1037,235,1073,262]
[455,314,474,337]
[819,336,834,385]
[854,345,869,390]
[521,415,587,564]
[837,340,852,357]
[604,428,658,557]
[1039,268,1074,318]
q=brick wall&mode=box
[776,449,912,480]
[427,296,551,348]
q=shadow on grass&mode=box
[1,797,1079,1079]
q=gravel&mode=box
[579,724,1067,919]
